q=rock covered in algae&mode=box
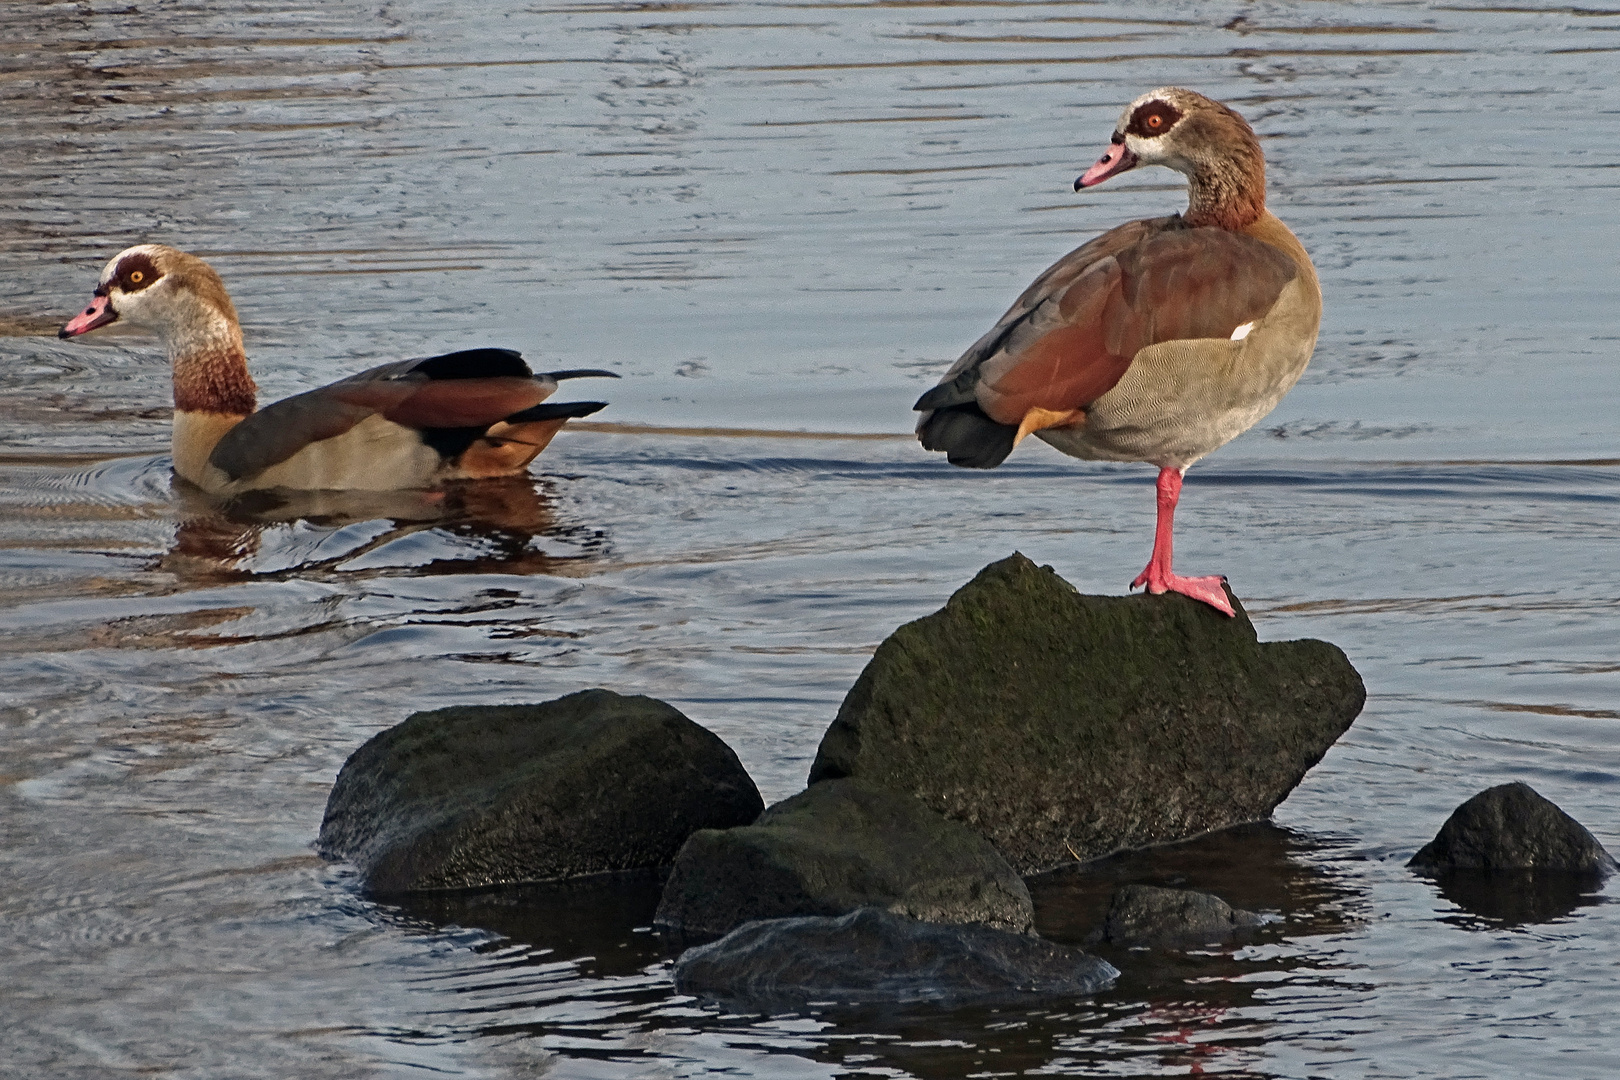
[810,553,1365,874]
[655,777,1033,939]
[320,689,763,893]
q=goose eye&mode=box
[1127,101,1182,138]
[128,270,144,284]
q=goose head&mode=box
[60,244,241,350]
[1074,87,1267,230]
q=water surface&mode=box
[2,2,1619,1077]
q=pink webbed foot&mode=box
[1130,565,1234,616]
[1130,465,1235,617]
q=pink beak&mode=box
[60,293,116,338]
[1075,140,1139,190]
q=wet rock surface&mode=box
[654,777,1032,939]
[809,554,1366,874]
[1087,884,1266,948]
[319,689,764,893]
[673,907,1118,1007]
[1408,781,1616,874]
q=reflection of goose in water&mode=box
[161,476,608,582]
[59,244,617,495]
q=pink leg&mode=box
[1129,467,1234,617]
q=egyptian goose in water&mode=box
[59,244,617,495]
[915,88,1321,615]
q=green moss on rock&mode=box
[654,778,1033,939]
[320,689,763,893]
[809,554,1365,874]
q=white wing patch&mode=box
[1230,321,1255,341]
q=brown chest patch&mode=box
[173,347,257,416]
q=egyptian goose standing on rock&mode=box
[915,88,1321,615]
[59,244,617,495]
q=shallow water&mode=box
[2,1,1619,1077]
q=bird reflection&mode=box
[1147,1003,1228,1076]
[157,476,606,582]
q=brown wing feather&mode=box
[382,376,548,429]
[455,418,570,478]
[976,256,1129,421]
[971,222,1300,426]
[923,217,1170,406]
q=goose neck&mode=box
[165,313,257,416]
[1180,149,1267,231]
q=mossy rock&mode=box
[655,777,1032,939]
[809,553,1365,874]
[320,689,764,893]
[1409,781,1616,874]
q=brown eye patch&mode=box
[1125,100,1183,138]
[114,252,160,292]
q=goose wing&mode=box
[916,219,1299,467]
[206,348,553,482]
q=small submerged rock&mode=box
[320,689,764,893]
[1408,781,1616,874]
[655,777,1032,939]
[1087,884,1266,948]
[1408,781,1614,926]
[810,553,1366,874]
[674,907,1118,1007]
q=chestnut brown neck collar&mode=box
[169,327,257,416]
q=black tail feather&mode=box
[912,371,979,412]
[543,369,620,381]
[917,402,1017,470]
[411,348,530,380]
[505,400,608,423]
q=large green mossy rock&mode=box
[808,554,1365,874]
[320,689,764,893]
[654,778,1033,939]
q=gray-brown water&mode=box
[2,1,1618,1076]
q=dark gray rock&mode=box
[319,689,764,893]
[673,907,1118,1007]
[654,777,1032,939]
[1088,884,1266,947]
[809,553,1366,874]
[1408,781,1616,874]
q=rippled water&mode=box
[3,2,1619,1077]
